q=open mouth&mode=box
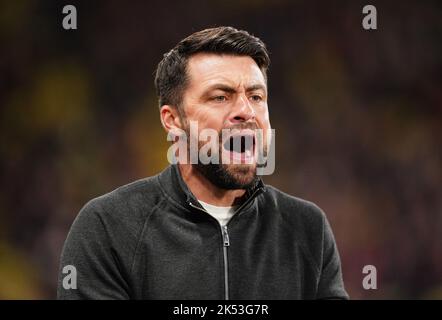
[222,131,256,164]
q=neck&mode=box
[178,163,246,207]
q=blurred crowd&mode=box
[0,0,441,298]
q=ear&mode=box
[160,105,185,135]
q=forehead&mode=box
[186,53,266,90]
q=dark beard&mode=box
[182,118,262,190]
[194,162,258,190]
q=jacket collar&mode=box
[158,164,266,212]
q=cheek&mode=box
[256,108,272,145]
[188,107,228,135]
[257,107,271,129]
[201,108,228,128]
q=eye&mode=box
[250,95,263,102]
[213,96,227,102]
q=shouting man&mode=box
[58,26,348,299]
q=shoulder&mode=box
[260,184,329,250]
[261,184,326,227]
[72,174,165,237]
[92,174,162,208]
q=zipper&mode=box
[187,186,263,300]
[188,201,231,300]
[222,225,230,300]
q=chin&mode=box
[224,163,257,186]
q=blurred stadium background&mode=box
[0,0,441,299]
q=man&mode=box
[57,26,348,299]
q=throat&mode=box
[178,163,246,206]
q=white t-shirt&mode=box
[198,200,238,227]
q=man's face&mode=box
[181,53,271,189]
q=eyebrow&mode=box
[203,83,267,95]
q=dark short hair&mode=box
[154,26,270,111]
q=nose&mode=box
[229,94,256,124]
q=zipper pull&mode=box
[222,225,230,247]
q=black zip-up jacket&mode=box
[57,165,348,299]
